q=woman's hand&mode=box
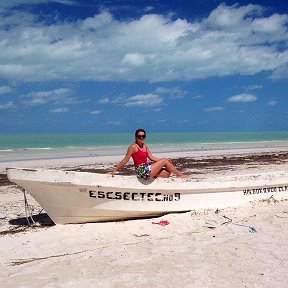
[110,145,135,177]
[110,169,116,177]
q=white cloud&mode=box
[267,100,277,106]
[203,106,224,112]
[191,95,203,100]
[122,53,147,66]
[0,86,13,94]
[0,0,76,11]
[81,10,113,30]
[49,107,69,113]
[98,97,110,104]
[154,86,186,99]
[0,101,16,109]
[252,14,288,35]
[228,93,257,102]
[144,6,154,13]
[246,84,262,90]
[113,93,163,107]
[271,64,288,80]
[90,110,101,114]
[23,88,78,105]
[205,3,263,29]
[0,3,287,82]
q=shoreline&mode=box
[1,138,288,163]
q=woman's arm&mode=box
[111,144,135,176]
[147,147,161,162]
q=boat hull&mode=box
[6,168,288,224]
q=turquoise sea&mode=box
[1,131,288,161]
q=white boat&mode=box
[6,167,288,224]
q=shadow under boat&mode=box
[9,212,55,227]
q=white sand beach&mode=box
[1,148,288,287]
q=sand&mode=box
[1,148,288,287]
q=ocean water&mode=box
[1,131,288,161]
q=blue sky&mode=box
[0,0,287,133]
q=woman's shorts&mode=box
[135,163,151,180]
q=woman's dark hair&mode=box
[135,129,146,138]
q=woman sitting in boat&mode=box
[111,129,187,179]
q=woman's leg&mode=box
[154,168,171,178]
[150,158,186,178]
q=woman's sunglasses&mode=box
[137,134,146,139]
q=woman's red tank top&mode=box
[132,145,148,167]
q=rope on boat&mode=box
[21,188,36,226]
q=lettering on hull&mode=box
[243,185,288,196]
[89,190,181,201]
